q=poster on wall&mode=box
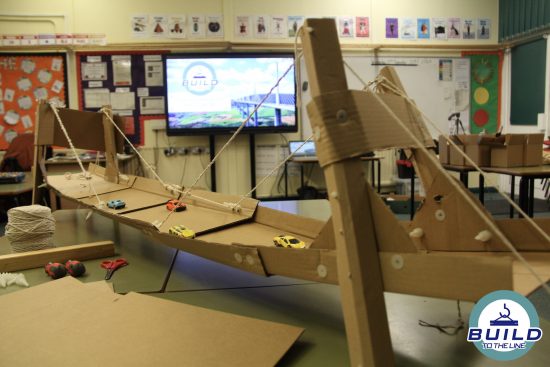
[0,53,67,150]
[270,16,287,38]
[448,18,461,39]
[235,15,251,38]
[338,17,354,38]
[168,15,186,38]
[76,51,167,145]
[385,18,398,39]
[462,19,476,39]
[467,52,501,134]
[355,16,369,38]
[417,18,430,39]
[131,15,149,37]
[189,15,206,38]
[150,15,168,38]
[432,18,447,40]
[206,15,224,38]
[254,15,269,38]
[478,18,491,39]
[287,16,305,37]
[400,18,417,40]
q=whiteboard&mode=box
[299,56,471,139]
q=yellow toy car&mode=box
[168,225,196,239]
[273,235,305,249]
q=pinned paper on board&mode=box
[206,14,224,38]
[189,15,206,38]
[112,56,132,86]
[81,62,108,81]
[254,15,269,38]
[235,15,251,38]
[168,15,186,38]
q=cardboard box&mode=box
[448,135,491,166]
[449,135,466,166]
[523,133,544,166]
[490,134,525,167]
[438,135,450,164]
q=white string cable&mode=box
[100,108,168,186]
[48,103,103,207]
[181,62,295,199]
[363,78,550,295]
[234,135,314,208]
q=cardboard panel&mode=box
[379,251,513,302]
[254,206,325,239]
[79,188,172,214]
[47,173,130,199]
[496,218,550,251]
[122,202,253,235]
[438,135,450,164]
[307,89,434,168]
[197,221,316,248]
[0,277,303,367]
[524,133,544,166]
[490,134,525,167]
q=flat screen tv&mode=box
[164,53,297,135]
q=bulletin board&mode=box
[76,51,167,145]
[0,53,68,150]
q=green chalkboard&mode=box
[510,38,546,125]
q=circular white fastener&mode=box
[314,127,321,140]
[336,109,348,122]
[245,254,255,265]
[391,255,404,270]
[330,191,339,199]
[234,253,243,263]
[317,264,328,278]
[409,228,424,239]
[435,209,446,221]
[475,230,492,242]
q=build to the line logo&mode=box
[467,290,543,361]
[182,61,218,95]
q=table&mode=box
[0,171,32,204]
[442,164,485,204]
[0,209,177,294]
[284,156,383,198]
[2,203,549,366]
[482,165,550,218]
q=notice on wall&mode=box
[270,16,287,38]
[81,62,107,81]
[131,15,149,37]
[168,15,186,38]
[287,16,305,37]
[110,91,136,110]
[235,15,251,38]
[189,15,206,38]
[144,61,163,87]
[84,88,110,108]
[254,15,269,38]
[401,18,417,40]
[112,56,132,86]
[151,15,168,38]
[439,59,453,81]
[206,14,224,38]
[139,96,165,114]
[338,16,354,38]
[478,18,491,39]
[355,16,369,38]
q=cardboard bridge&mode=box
[30,19,550,367]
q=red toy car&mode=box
[166,199,187,212]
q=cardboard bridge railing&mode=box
[29,19,550,367]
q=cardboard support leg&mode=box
[301,18,394,366]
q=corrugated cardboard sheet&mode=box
[307,89,433,167]
[0,277,303,367]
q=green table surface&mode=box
[2,201,550,366]
[0,209,177,294]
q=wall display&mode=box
[355,17,369,38]
[206,15,224,38]
[417,18,430,39]
[385,18,398,39]
[254,15,269,38]
[150,15,168,38]
[432,18,447,39]
[400,18,416,40]
[235,15,252,38]
[270,16,287,38]
[338,17,354,38]
[168,15,186,38]
[465,52,502,133]
[287,16,305,38]
[462,19,475,39]
[131,15,149,37]
[0,53,68,150]
[448,18,461,39]
[77,51,167,145]
[189,15,206,38]
[478,18,491,39]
